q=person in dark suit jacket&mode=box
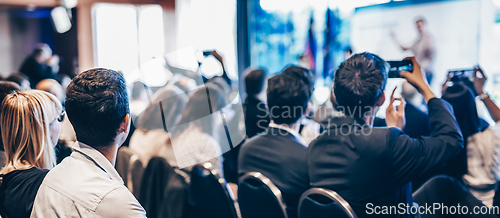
[239,66,312,218]
[243,68,270,138]
[308,53,470,218]
[19,44,58,88]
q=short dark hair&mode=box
[267,71,311,125]
[333,52,388,119]
[6,73,29,87]
[65,68,130,148]
[244,68,267,96]
[280,65,314,98]
[0,81,20,151]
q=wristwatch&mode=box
[478,92,489,100]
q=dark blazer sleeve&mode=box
[389,98,463,186]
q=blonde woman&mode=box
[0,90,63,218]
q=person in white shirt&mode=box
[31,68,146,217]
[442,66,500,207]
[392,17,435,83]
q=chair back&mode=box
[298,188,357,218]
[127,154,144,198]
[190,162,238,218]
[116,146,133,187]
[238,172,287,218]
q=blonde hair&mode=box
[0,90,62,177]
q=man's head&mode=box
[244,68,267,97]
[416,17,426,34]
[333,52,388,120]
[33,43,52,63]
[36,79,65,103]
[280,65,314,98]
[6,73,30,90]
[65,68,130,149]
[267,69,311,125]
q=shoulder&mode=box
[39,157,126,211]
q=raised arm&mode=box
[391,57,463,184]
[474,66,500,123]
[391,30,410,51]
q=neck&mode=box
[270,120,301,133]
[97,144,119,166]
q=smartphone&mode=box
[448,69,477,95]
[449,69,474,82]
[202,50,214,56]
[387,60,413,78]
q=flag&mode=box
[303,15,317,74]
[323,8,341,79]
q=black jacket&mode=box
[0,167,49,218]
[238,127,309,218]
[308,98,463,218]
[139,157,189,218]
[19,56,54,88]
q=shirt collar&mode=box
[269,122,307,145]
[71,142,124,184]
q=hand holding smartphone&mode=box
[387,60,413,78]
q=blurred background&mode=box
[1,0,500,114]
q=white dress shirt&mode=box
[31,142,147,218]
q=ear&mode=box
[119,114,131,134]
[375,91,386,107]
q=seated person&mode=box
[169,84,227,180]
[31,68,146,217]
[0,90,63,218]
[242,68,269,138]
[308,53,465,217]
[0,81,20,167]
[238,66,311,218]
[5,73,31,90]
[441,67,500,207]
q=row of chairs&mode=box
[238,171,358,218]
[116,146,357,218]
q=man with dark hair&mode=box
[32,68,146,217]
[243,68,269,138]
[308,53,465,217]
[5,73,31,90]
[19,43,59,88]
[239,66,311,218]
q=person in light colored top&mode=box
[392,17,435,83]
[169,84,226,175]
[129,85,188,167]
[31,68,146,217]
[442,66,500,207]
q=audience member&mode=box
[130,85,188,167]
[31,68,146,217]
[0,90,63,218]
[35,79,75,163]
[5,73,31,90]
[243,68,269,138]
[19,44,59,88]
[36,79,64,103]
[0,81,20,153]
[170,83,227,177]
[440,67,500,206]
[239,66,311,218]
[308,53,465,218]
